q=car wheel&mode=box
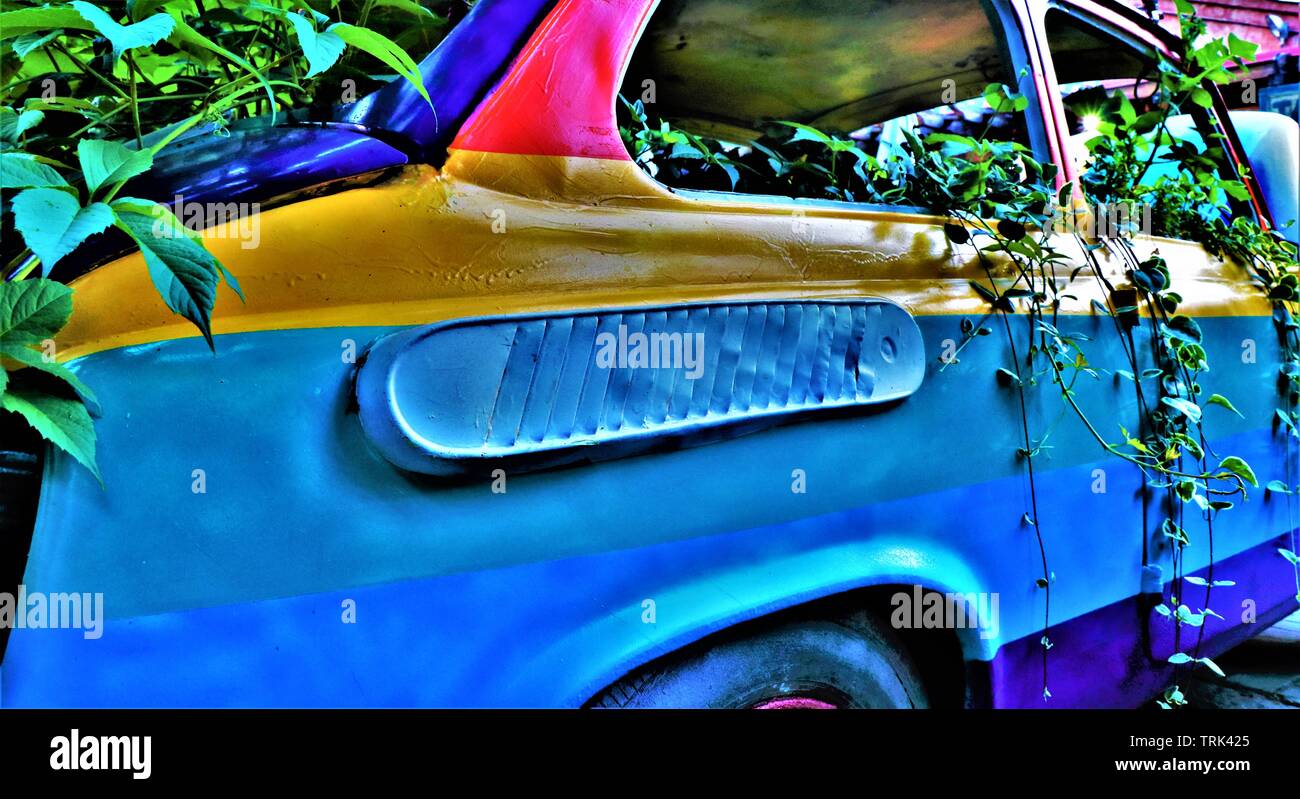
[588,610,929,709]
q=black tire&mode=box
[588,610,929,709]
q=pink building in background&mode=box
[1133,0,1299,115]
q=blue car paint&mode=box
[3,313,1294,707]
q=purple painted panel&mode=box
[990,532,1300,708]
[337,0,557,159]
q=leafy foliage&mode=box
[620,2,1299,704]
[1,1,460,476]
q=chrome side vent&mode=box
[356,299,925,476]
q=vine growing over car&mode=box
[0,0,452,479]
[618,0,1298,705]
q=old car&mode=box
[1,0,1297,708]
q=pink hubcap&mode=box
[752,696,838,710]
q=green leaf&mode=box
[10,32,58,58]
[166,14,278,124]
[69,1,175,61]
[779,121,833,146]
[1216,455,1258,487]
[0,7,98,41]
[286,12,346,78]
[1,388,99,484]
[1205,393,1243,418]
[115,207,221,348]
[983,83,1026,113]
[1167,652,1193,664]
[1265,479,1291,494]
[1189,87,1214,109]
[11,189,115,271]
[0,106,45,143]
[0,153,67,190]
[0,342,98,411]
[996,218,1027,241]
[329,23,432,107]
[1279,548,1300,566]
[1164,314,1201,344]
[1219,180,1250,201]
[970,280,998,305]
[1197,657,1225,678]
[77,139,153,197]
[1161,396,1202,424]
[944,222,970,244]
[1226,33,1258,63]
[0,278,72,345]
[374,0,440,18]
[216,263,246,303]
[127,0,176,20]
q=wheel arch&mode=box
[549,539,1003,709]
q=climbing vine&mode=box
[0,1,448,478]
[618,1,1299,706]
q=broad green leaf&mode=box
[1216,455,1258,487]
[115,208,221,348]
[11,188,114,271]
[0,107,45,143]
[0,153,67,190]
[1226,33,1258,63]
[77,139,153,196]
[330,23,431,107]
[110,196,194,241]
[0,7,97,41]
[1205,393,1243,418]
[287,13,346,77]
[69,1,175,61]
[11,31,59,58]
[1161,396,1202,424]
[1,388,100,483]
[1265,479,1291,494]
[0,278,72,345]
[1220,180,1250,201]
[0,342,98,411]
[1167,652,1193,664]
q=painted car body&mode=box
[1,0,1296,708]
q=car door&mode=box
[1029,0,1299,674]
[427,0,1168,706]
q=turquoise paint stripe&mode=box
[3,445,1293,708]
[4,308,1292,707]
[31,313,1290,622]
